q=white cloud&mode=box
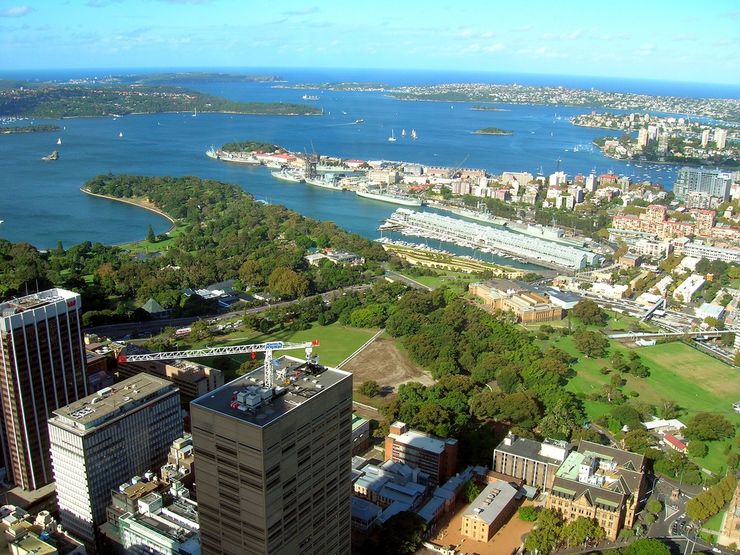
[0,6,33,17]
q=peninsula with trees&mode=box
[0,83,322,118]
[0,124,61,134]
[473,127,512,136]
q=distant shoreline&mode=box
[80,187,176,241]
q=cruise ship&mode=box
[356,189,422,207]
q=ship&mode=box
[271,169,305,183]
[302,94,320,100]
[42,150,59,161]
[356,189,422,207]
[305,176,343,190]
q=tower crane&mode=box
[117,340,320,389]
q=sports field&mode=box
[556,337,739,473]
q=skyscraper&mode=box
[714,128,728,150]
[0,288,87,490]
[191,355,353,555]
[674,167,733,201]
[48,373,182,548]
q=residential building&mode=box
[160,434,195,490]
[714,128,728,150]
[48,374,182,547]
[493,433,571,490]
[701,129,710,148]
[190,355,353,555]
[117,358,224,401]
[662,433,687,454]
[674,167,733,201]
[636,128,649,148]
[0,288,88,491]
[673,274,706,303]
[460,477,519,542]
[546,440,646,541]
[385,422,458,486]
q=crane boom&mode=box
[116,340,320,364]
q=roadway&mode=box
[86,284,372,340]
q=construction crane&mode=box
[117,340,320,389]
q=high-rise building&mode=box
[714,128,728,150]
[48,373,182,547]
[701,129,711,148]
[673,167,733,201]
[191,355,353,555]
[0,288,88,491]
[636,128,649,148]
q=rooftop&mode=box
[191,355,351,428]
[463,478,519,525]
[49,373,178,433]
[494,434,570,466]
[388,427,455,455]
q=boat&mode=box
[271,169,305,183]
[401,129,406,137]
[411,129,417,140]
[356,189,422,207]
[263,160,283,170]
[119,132,123,138]
[56,138,61,145]
[42,150,59,161]
[355,119,365,124]
[192,107,197,117]
[388,130,397,143]
[302,94,320,100]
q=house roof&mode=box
[141,298,166,314]
[663,433,687,450]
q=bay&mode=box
[0,68,718,259]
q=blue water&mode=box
[1,68,733,252]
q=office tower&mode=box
[674,167,733,201]
[48,374,182,547]
[191,355,353,555]
[714,128,727,149]
[0,288,87,491]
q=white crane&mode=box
[117,340,320,389]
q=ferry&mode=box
[271,169,305,183]
[302,94,320,101]
[356,189,422,207]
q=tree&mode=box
[561,517,605,548]
[146,224,156,243]
[268,267,309,299]
[571,299,607,325]
[359,380,380,398]
[573,329,609,358]
[621,538,671,555]
[369,511,426,554]
[684,413,735,442]
[646,499,663,515]
[623,429,655,454]
[687,440,708,458]
[462,480,482,503]
[518,506,538,521]
[524,509,563,555]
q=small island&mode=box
[0,124,61,135]
[471,105,505,112]
[220,141,280,153]
[473,127,512,136]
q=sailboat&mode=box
[56,138,61,145]
[119,132,123,138]
[388,130,397,143]
[411,129,417,140]
[401,129,406,137]
[192,107,197,117]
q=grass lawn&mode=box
[119,222,188,253]
[548,334,740,473]
[703,508,726,532]
[399,270,472,293]
[185,322,378,378]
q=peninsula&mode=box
[473,127,512,136]
[0,83,322,118]
[0,124,61,134]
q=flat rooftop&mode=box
[50,373,178,433]
[0,288,78,315]
[191,355,351,428]
[389,428,453,455]
[463,478,519,525]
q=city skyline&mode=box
[0,0,739,85]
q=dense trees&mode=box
[573,328,609,358]
[571,299,607,325]
[686,474,737,522]
[684,413,735,442]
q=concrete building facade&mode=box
[384,422,458,486]
[0,289,88,491]
[493,433,571,490]
[48,374,182,547]
[191,356,353,555]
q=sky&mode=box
[1,0,739,85]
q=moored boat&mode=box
[356,189,422,206]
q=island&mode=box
[470,105,505,112]
[220,141,280,153]
[0,124,61,135]
[473,127,512,136]
[0,83,322,118]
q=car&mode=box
[712,548,721,553]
